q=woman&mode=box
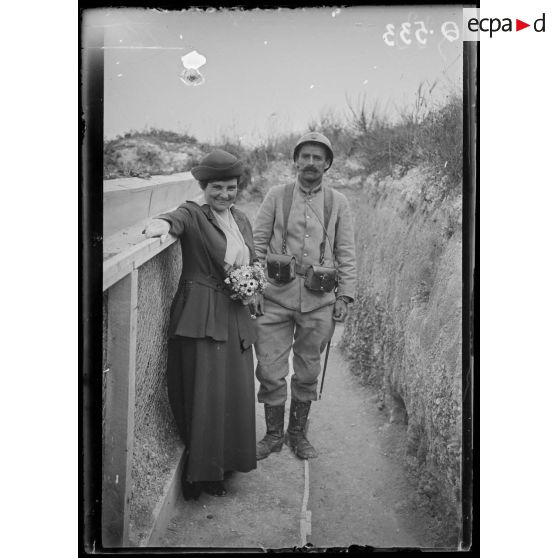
[144,149,259,500]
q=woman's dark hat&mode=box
[191,149,244,181]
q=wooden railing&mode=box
[102,173,198,547]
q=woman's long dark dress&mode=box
[158,201,257,482]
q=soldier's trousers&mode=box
[254,299,335,406]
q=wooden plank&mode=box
[149,180,200,216]
[103,234,178,292]
[103,175,198,237]
[104,172,193,192]
[104,188,152,237]
[144,445,186,547]
[102,270,138,547]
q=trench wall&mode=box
[102,241,184,545]
[130,242,183,545]
[341,166,463,536]
[102,171,200,546]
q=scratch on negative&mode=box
[147,188,154,219]
[299,459,311,546]
[100,46,185,50]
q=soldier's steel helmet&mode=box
[293,131,334,170]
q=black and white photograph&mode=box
[82,4,474,551]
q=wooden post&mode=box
[102,270,138,547]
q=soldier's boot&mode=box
[285,398,318,459]
[256,404,285,460]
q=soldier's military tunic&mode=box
[253,179,357,405]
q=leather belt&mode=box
[295,263,311,276]
[182,275,226,292]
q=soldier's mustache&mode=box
[303,166,318,172]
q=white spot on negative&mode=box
[332,8,341,18]
[181,50,207,70]
[115,474,119,485]
[264,40,268,45]
[180,34,183,39]
[363,79,368,84]
[180,68,205,86]
[117,73,123,77]
[116,61,120,65]
[310,84,314,89]
[119,39,123,43]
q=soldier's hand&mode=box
[143,219,170,242]
[333,298,348,322]
[253,293,265,316]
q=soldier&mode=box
[252,132,357,460]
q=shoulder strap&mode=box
[324,186,333,231]
[281,183,295,254]
[320,187,334,264]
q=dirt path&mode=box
[306,326,438,548]
[158,325,441,550]
[158,416,304,549]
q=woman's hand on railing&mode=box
[143,219,171,243]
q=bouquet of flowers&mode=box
[224,262,267,304]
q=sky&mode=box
[84,6,464,145]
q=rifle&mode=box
[318,324,335,400]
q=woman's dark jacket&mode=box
[158,201,257,350]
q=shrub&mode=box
[344,89,463,187]
[416,94,463,186]
[136,144,163,171]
